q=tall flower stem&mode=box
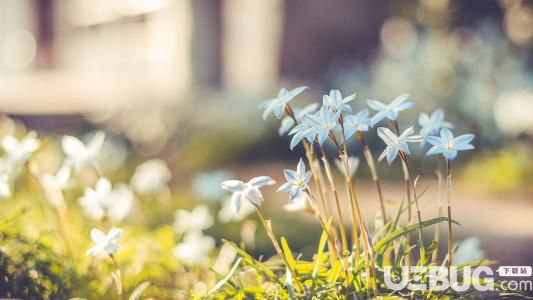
[109,254,123,299]
[303,141,330,218]
[338,115,361,252]
[432,156,444,264]
[318,145,349,255]
[446,159,453,276]
[346,175,378,296]
[304,187,341,262]
[357,132,388,224]
[255,206,305,292]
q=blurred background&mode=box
[0,0,532,272]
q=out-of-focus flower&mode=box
[0,173,11,200]
[221,176,275,214]
[259,86,308,120]
[367,94,415,127]
[305,107,341,145]
[192,170,232,201]
[218,195,256,222]
[377,126,421,164]
[173,231,215,266]
[283,191,309,212]
[107,183,135,222]
[425,128,474,160]
[343,109,371,140]
[37,166,70,207]
[174,205,214,234]
[86,227,122,256]
[130,159,171,195]
[418,108,453,138]
[289,119,315,150]
[79,178,134,222]
[1,131,40,165]
[322,89,356,113]
[453,237,485,264]
[62,131,105,171]
[278,158,312,200]
[279,103,319,136]
[334,156,360,178]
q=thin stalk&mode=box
[346,177,378,296]
[338,116,362,253]
[109,254,123,299]
[446,159,452,276]
[319,145,349,255]
[304,187,341,262]
[357,132,388,224]
[345,177,360,261]
[303,141,330,217]
[255,207,305,292]
[432,156,444,264]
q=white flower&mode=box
[283,191,309,212]
[377,126,422,164]
[334,156,360,178]
[221,176,275,214]
[173,232,215,266]
[174,205,214,234]
[78,178,134,222]
[218,195,256,223]
[453,237,485,264]
[62,131,105,171]
[0,173,11,200]
[86,227,123,256]
[277,158,312,200]
[107,183,135,222]
[1,131,40,165]
[37,166,70,207]
[130,159,171,195]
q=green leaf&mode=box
[281,237,296,270]
[208,257,242,296]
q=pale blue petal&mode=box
[390,93,410,106]
[426,146,444,156]
[386,148,398,165]
[425,136,442,146]
[284,169,297,181]
[296,158,306,177]
[443,150,458,160]
[274,104,286,119]
[440,128,454,145]
[370,111,387,127]
[454,134,474,147]
[248,176,275,188]
[395,102,415,111]
[277,182,293,193]
[366,100,387,111]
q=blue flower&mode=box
[278,103,319,136]
[419,108,453,138]
[425,128,474,160]
[377,126,422,165]
[221,176,276,213]
[322,89,356,113]
[288,119,317,150]
[367,93,415,127]
[342,109,371,140]
[259,86,308,120]
[305,106,341,145]
[277,158,312,200]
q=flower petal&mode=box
[248,176,276,188]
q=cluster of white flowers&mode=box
[173,205,215,266]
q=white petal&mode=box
[221,180,243,192]
[248,176,275,188]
